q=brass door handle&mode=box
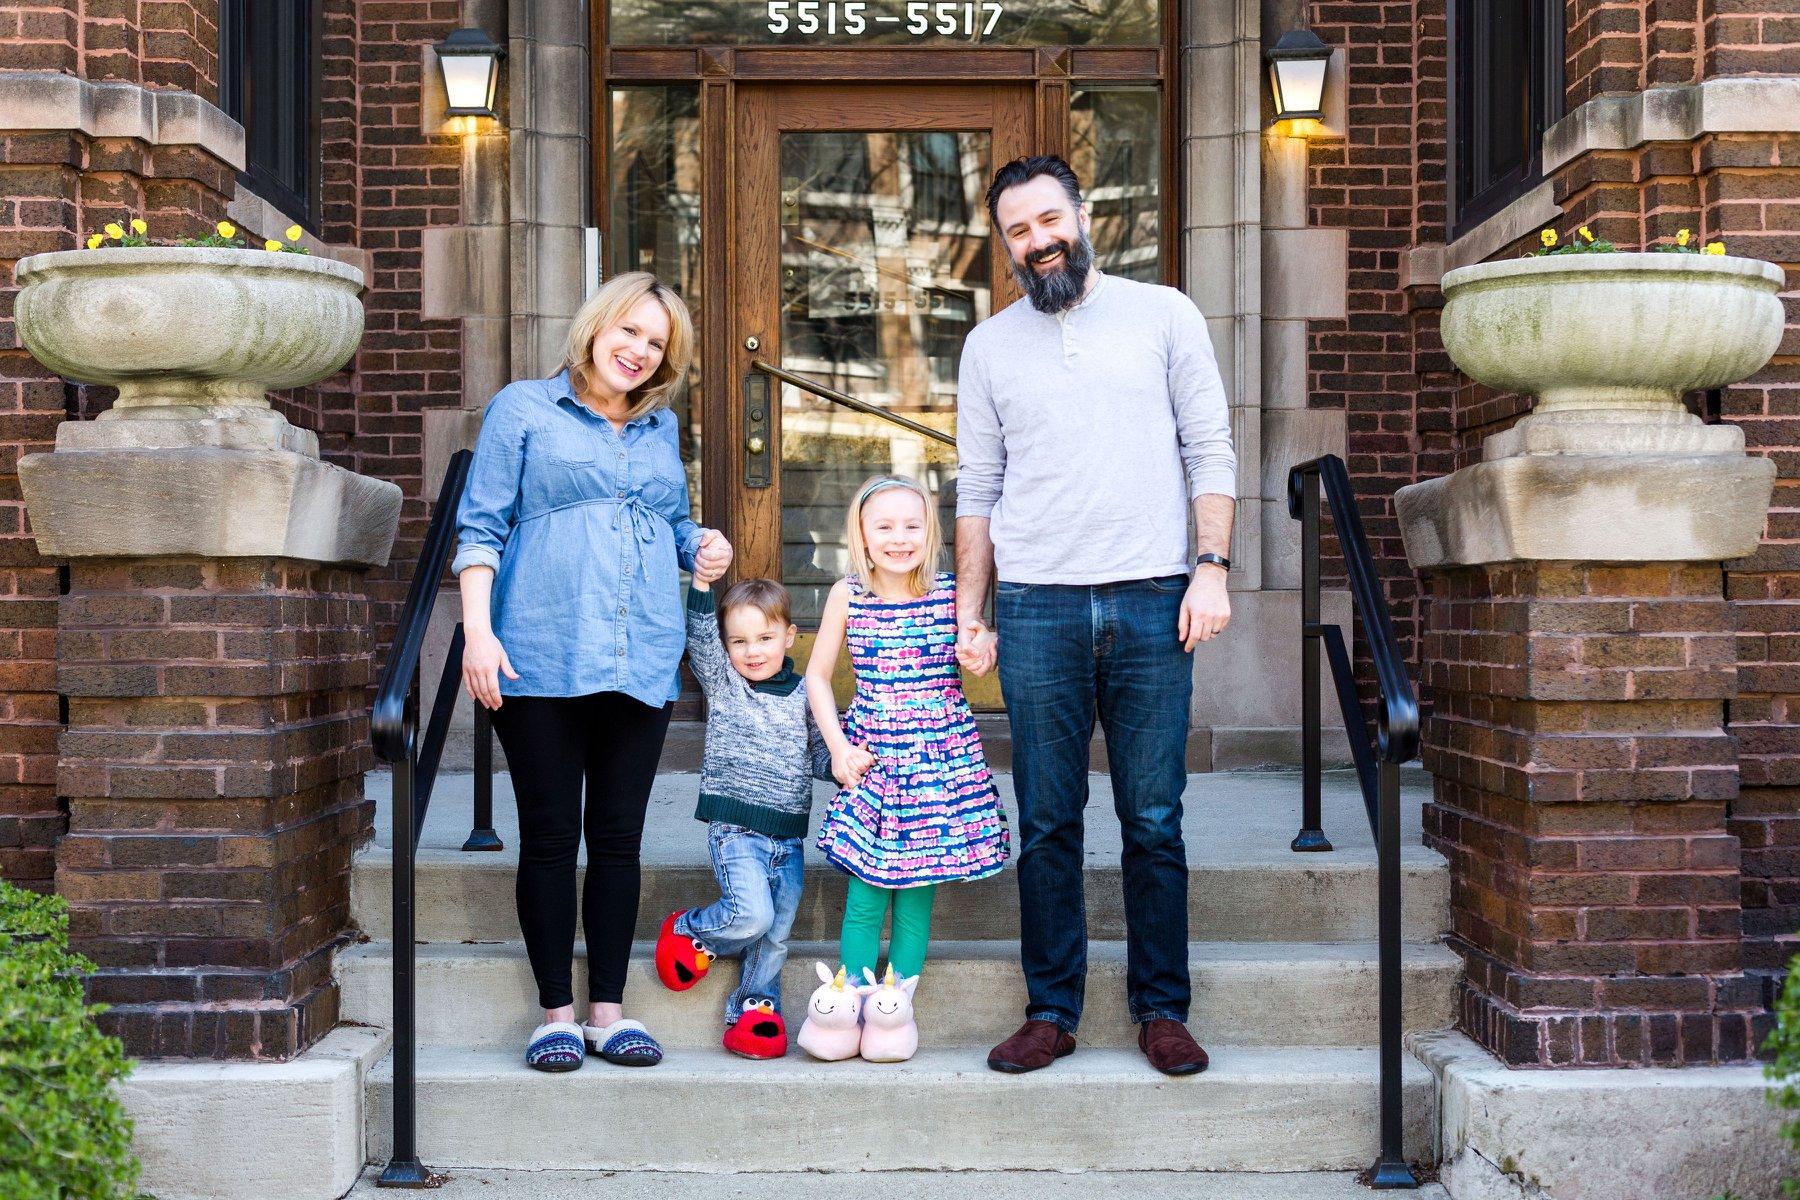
[746,435,767,454]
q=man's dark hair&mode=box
[985,155,1084,228]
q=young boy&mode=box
[653,575,850,1058]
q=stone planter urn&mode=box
[1397,252,1785,567]
[15,247,401,566]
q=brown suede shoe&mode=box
[1138,1019,1208,1075]
[987,1019,1076,1074]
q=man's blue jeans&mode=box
[675,822,805,1025]
[996,575,1194,1033]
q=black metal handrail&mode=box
[751,359,956,446]
[371,447,502,1189]
[1287,452,1419,1190]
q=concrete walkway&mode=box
[345,1168,1450,1198]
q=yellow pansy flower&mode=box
[104,222,124,240]
[1705,241,1726,255]
[1578,225,1594,242]
[1676,228,1691,246]
[217,220,236,239]
[86,233,104,250]
[1540,229,1557,248]
[264,238,283,251]
[285,224,303,243]
[130,217,147,235]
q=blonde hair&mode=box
[561,271,694,420]
[845,475,942,598]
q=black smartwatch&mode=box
[1195,552,1231,572]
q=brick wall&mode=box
[324,1,463,657]
[1305,0,1456,713]
[54,558,372,1059]
[1422,561,1764,1065]
[0,4,243,888]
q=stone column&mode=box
[16,248,401,1059]
[1397,252,1784,1067]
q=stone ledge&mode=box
[1544,76,1800,177]
[1396,453,1776,569]
[1445,182,1561,273]
[122,1025,389,1200]
[20,446,402,567]
[0,71,245,170]
[1412,1029,1798,1200]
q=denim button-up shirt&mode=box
[451,370,703,704]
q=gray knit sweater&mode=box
[686,587,834,839]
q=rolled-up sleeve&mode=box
[1166,292,1236,500]
[954,341,1004,519]
[452,389,528,575]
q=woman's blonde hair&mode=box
[845,475,942,598]
[561,271,694,420]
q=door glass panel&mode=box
[609,0,1158,47]
[1069,86,1161,282]
[778,130,990,622]
[609,85,705,522]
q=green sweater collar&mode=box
[751,658,801,696]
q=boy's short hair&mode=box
[718,577,792,629]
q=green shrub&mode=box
[0,880,141,1200]
[1767,952,1800,1199]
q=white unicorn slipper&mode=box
[796,962,864,1061]
[857,965,920,1063]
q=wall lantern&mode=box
[1267,29,1332,123]
[435,27,505,118]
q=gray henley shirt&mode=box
[954,272,1237,585]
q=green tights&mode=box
[839,878,937,980]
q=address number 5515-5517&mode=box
[765,1,1005,37]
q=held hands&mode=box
[1178,566,1231,651]
[693,529,734,585]
[462,627,519,710]
[832,743,877,788]
[956,619,998,676]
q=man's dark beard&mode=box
[1011,230,1096,314]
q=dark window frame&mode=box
[218,0,323,232]
[1448,0,1563,240]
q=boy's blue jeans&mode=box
[995,574,1195,1034]
[675,822,805,1025]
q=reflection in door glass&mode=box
[779,130,990,621]
[1069,87,1161,282]
[610,86,704,522]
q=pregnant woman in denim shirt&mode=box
[453,272,732,1072]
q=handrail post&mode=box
[1368,755,1417,1188]
[1293,468,1332,853]
[462,699,502,852]
[378,681,429,1185]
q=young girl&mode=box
[805,475,1010,1036]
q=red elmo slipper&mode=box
[723,998,787,1059]
[654,910,713,991]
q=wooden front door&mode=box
[721,83,1036,628]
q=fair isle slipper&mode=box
[525,1021,586,1072]
[584,1018,663,1067]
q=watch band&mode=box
[1195,552,1231,572]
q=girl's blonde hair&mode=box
[845,475,942,598]
[561,271,694,420]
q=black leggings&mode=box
[490,691,673,1010]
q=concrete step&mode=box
[337,937,1461,1050]
[349,1168,1452,1197]
[355,769,1449,945]
[366,1045,1436,1173]
[353,849,1449,944]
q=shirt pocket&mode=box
[522,426,610,510]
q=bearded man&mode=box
[953,155,1236,1077]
